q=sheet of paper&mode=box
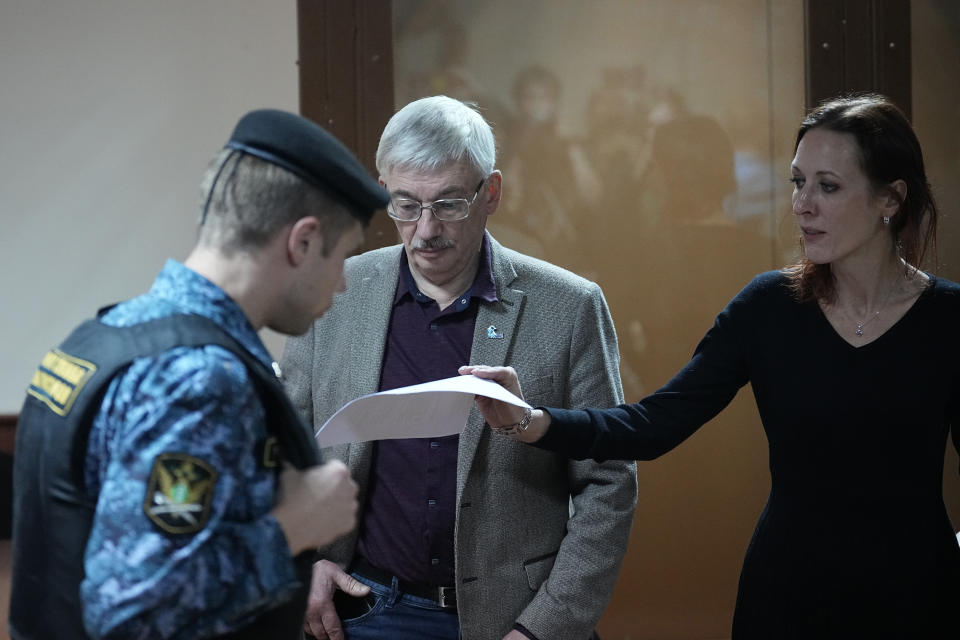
[315,374,530,447]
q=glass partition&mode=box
[394,2,804,636]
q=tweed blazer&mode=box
[281,234,637,640]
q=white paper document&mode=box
[315,374,531,447]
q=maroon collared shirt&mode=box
[356,235,498,587]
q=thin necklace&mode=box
[853,278,899,337]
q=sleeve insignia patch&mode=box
[27,349,97,416]
[144,453,218,534]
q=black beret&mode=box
[225,109,388,223]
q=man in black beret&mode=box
[11,109,388,640]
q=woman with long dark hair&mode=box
[462,94,960,638]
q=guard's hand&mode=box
[303,559,371,640]
[270,461,358,555]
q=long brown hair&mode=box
[784,94,938,302]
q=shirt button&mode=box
[460,298,467,305]
[429,323,438,331]
[431,558,440,565]
[430,441,439,448]
[428,499,437,507]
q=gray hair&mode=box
[197,149,357,255]
[376,96,496,179]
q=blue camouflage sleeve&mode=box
[81,345,299,640]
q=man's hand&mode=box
[303,559,371,640]
[503,630,533,640]
[458,365,550,443]
[270,460,358,555]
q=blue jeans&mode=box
[338,571,461,640]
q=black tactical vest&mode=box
[11,312,318,640]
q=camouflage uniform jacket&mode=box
[80,260,298,639]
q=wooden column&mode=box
[297,0,398,250]
[805,0,911,118]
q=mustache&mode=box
[412,236,454,250]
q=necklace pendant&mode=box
[855,323,864,337]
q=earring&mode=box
[882,216,890,225]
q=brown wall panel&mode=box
[297,0,397,251]
[844,0,876,89]
[805,0,911,116]
[805,0,846,108]
[875,0,912,116]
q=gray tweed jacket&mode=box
[281,234,637,640]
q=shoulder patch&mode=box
[144,453,218,534]
[27,349,97,416]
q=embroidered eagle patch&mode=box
[144,453,218,534]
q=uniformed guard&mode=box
[11,109,389,639]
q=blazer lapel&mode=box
[343,248,403,481]
[456,236,523,502]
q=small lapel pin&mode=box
[271,361,284,380]
[487,325,503,339]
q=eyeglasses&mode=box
[386,179,486,222]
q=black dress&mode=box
[538,271,960,638]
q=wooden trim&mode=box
[873,0,911,119]
[805,0,845,110]
[297,0,397,252]
[0,414,16,456]
[843,0,875,91]
[804,0,911,117]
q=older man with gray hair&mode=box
[282,95,637,640]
